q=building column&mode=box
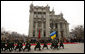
[53,22,55,31]
[29,11,33,37]
[35,22,38,38]
[66,23,69,38]
[63,23,66,38]
[65,23,67,37]
[58,23,61,40]
[42,22,44,37]
[46,11,50,38]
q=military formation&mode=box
[1,39,64,52]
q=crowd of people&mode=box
[1,39,64,52]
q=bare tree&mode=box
[71,25,84,42]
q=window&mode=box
[38,23,41,27]
[44,22,46,28]
[56,31,58,37]
[34,12,37,14]
[43,12,46,14]
[44,31,46,37]
[38,12,42,14]
[33,30,35,37]
[60,23,62,28]
[61,31,63,37]
[50,23,53,29]
[33,22,35,28]
[55,23,57,28]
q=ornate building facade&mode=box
[29,3,69,40]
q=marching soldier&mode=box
[1,40,5,51]
[18,41,22,51]
[14,42,18,51]
[34,41,41,51]
[50,41,55,49]
[54,41,59,50]
[22,42,26,51]
[42,41,48,49]
[4,41,11,52]
[14,41,22,51]
[25,41,31,51]
[59,40,64,49]
[11,42,14,51]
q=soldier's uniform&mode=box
[34,41,41,51]
[4,42,11,51]
[22,42,26,51]
[14,42,18,51]
[1,41,5,51]
[11,42,14,50]
[9,42,12,51]
[59,41,64,49]
[42,42,48,49]
[50,41,55,49]
[25,42,31,51]
[54,41,59,49]
[18,42,22,51]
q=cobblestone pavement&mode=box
[1,43,84,53]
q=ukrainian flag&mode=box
[50,31,56,39]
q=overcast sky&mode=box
[1,1,84,35]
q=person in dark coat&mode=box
[18,41,22,51]
[54,41,59,49]
[14,42,18,51]
[8,42,14,51]
[59,41,64,49]
[14,42,22,51]
[25,42,31,51]
[1,41,5,51]
[4,42,11,52]
[11,42,14,51]
[8,42,12,52]
[22,42,26,51]
[34,41,41,51]
[42,41,48,49]
[50,41,55,49]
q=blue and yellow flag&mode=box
[50,31,56,39]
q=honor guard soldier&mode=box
[4,41,11,52]
[25,41,31,51]
[22,42,26,51]
[42,41,48,49]
[50,41,55,49]
[1,40,5,51]
[18,41,22,51]
[54,41,59,50]
[14,42,18,51]
[59,40,64,49]
[11,42,14,51]
[34,41,41,51]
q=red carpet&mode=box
[31,42,78,46]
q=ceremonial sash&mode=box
[23,44,26,46]
[5,44,7,46]
[14,44,18,46]
[22,44,26,49]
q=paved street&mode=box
[1,43,84,53]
